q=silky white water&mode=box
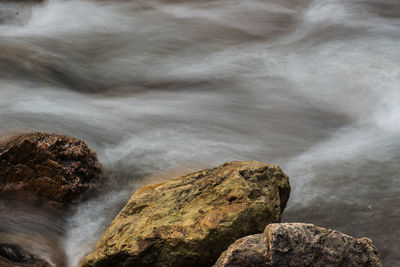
[0,0,399,266]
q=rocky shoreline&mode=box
[0,133,383,267]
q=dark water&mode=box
[0,0,399,266]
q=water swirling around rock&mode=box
[0,0,399,266]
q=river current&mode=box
[0,0,399,266]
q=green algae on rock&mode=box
[81,161,290,267]
[214,223,383,267]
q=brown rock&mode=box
[214,223,383,267]
[80,161,290,267]
[214,233,268,267]
[0,132,104,207]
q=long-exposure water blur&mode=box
[0,0,399,266]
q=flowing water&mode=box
[0,0,399,266]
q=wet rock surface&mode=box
[81,161,290,267]
[0,132,104,207]
[214,223,383,267]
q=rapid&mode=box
[0,0,399,266]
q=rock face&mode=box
[0,132,104,207]
[0,243,51,267]
[81,161,290,267]
[214,223,383,267]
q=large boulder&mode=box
[214,223,383,267]
[81,161,290,267]
[0,132,104,207]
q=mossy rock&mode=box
[81,161,290,267]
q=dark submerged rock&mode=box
[0,243,51,267]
